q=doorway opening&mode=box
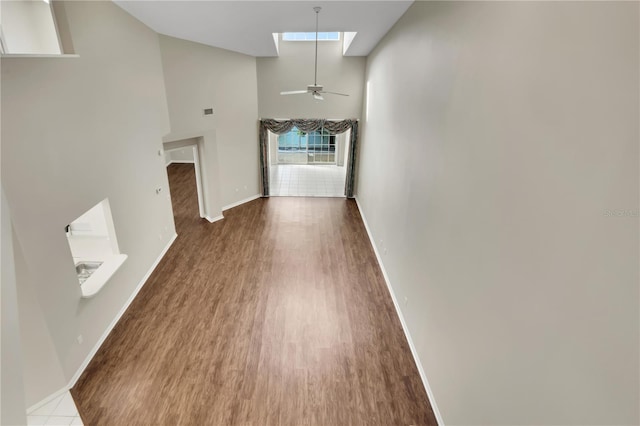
[268,126,350,197]
[164,144,205,232]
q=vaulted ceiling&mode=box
[114,1,413,57]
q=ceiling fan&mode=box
[280,7,349,101]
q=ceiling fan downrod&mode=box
[313,6,321,86]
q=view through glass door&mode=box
[269,125,348,197]
[277,126,336,165]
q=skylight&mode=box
[282,32,340,41]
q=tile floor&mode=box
[27,392,83,425]
[269,164,346,197]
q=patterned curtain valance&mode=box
[261,118,357,136]
[258,118,359,198]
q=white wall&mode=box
[1,0,61,54]
[357,2,639,424]
[14,228,67,408]
[336,130,349,167]
[268,132,279,166]
[1,188,28,426]
[1,0,174,403]
[0,1,3,52]
[165,147,194,165]
[159,35,260,208]
[69,201,108,238]
[257,35,365,119]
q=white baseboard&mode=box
[354,197,444,426]
[222,194,261,212]
[68,233,178,388]
[26,386,69,414]
[205,215,224,223]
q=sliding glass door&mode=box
[277,126,336,165]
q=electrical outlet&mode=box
[383,248,388,255]
[77,335,83,345]
[403,297,408,307]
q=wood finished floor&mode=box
[71,163,437,425]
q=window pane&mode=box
[282,32,340,41]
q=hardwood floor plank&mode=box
[71,163,437,425]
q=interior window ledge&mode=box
[80,254,127,299]
[0,53,80,58]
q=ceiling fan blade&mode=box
[320,91,350,97]
[313,92,324,101]
[280,90,308,95]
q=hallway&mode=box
[71,164,436,425]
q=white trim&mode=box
[222,194,261,212]
[354,197,444,426]
[190,146,205,219]
[68,233,178,388]
[272,32,279,56]
[0,25,7,55]
[205,215,224,223]
[163,131,209,143]
[165,160,195,165]
[26,386,69,414]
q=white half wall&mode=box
[1,0,175,399]
[159,35,260,208]
[257,35,365,119]
[357,1,639,424]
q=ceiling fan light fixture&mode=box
[279,6,349,101]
